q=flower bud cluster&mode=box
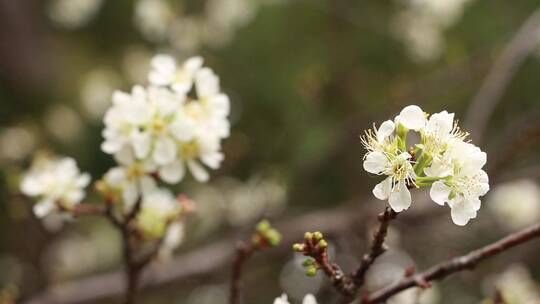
[293,231,328,277]
[251,220,282,248]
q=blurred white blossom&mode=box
[20,156,90,218]
[0,127,35,163]
[134,0,174,42]
[393,0,475,62]
[102,55,229,184]
[488,179,540,231]
[47,0,104,29]
[274,294,317,304]
[487,264,540,304]
[44,105,84,143]
[80,68,121,121]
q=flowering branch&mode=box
[351,207,397,288]
[293,232,355,299]
[229,220,281,304]
[362,222,540,303]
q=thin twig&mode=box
[362,222,540,303]
[351,207,397,288]
[229,241,255,304]
[295,232,355,299]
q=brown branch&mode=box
[465,5,540,143]
[362,222,540,303]
[229,241,255,304]
[351,207,397,289]
[294,232,355,299]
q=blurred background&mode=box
[1,0,540,303]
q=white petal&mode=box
[424,160,452,177]
[184,56,203,73]
[122,182,138,210]
[20,175,43,196]
[195,68,219,98]
[273,294,289,304]
[201,152,223,169]
[376,120,395,143]
[33,199,55,218]
[159,161,185,184]
[388,185,411,212]
[153,136,177,165]
[430,181,451,205]
[209,94,230,117]
[450,201,476,226]
[112,90,131,105]
[131,131,152,159]
[373,177,392,200]
[465,196,482,212]
[149,72,172,86]
[100,139,122,154]
[187,160,209,182]
[105,167,127,186]
[76,173,91,188]
[302,294,317,304]
[397,105,426,130]
[426,111,454,136]
[363,151,387,174]
[169,117,196,141]
[151,54,176,71]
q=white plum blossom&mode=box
[20,156,90,218]
[101,55,230,185]
[362,119,416,212]
[273,294,317,304]
[427,140,489,225]
[418,110,467,156]
[488,179,540,230]
[362,105,489,225]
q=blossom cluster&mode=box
[20,156,90,218]
[362,105,489,226]
[20,54,229,255]
[99,54,229,242]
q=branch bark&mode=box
[362,222,540,303]
[351,207,397,288]
[229,241,255,304]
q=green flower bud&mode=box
[265,229,281,247]
[256,220,271,233]
[318,239,328,249]
[313,231,323,241]
[302,258,314,267]
[292,243,304,252]
[304,232,313,241]
[305,266,317,277]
